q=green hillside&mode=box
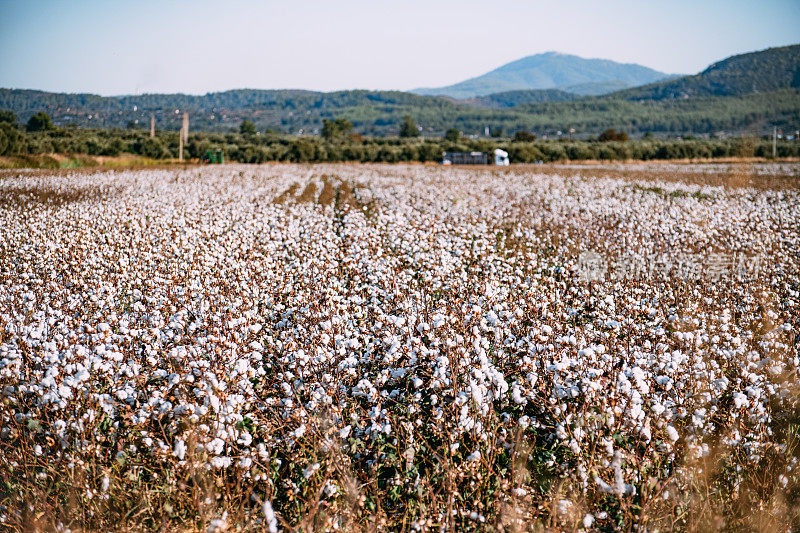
[1,46,798,138]
[617,44,800,100]
[458,89,579,108]
[515,89,800,135]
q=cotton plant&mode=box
[0,162,798,530]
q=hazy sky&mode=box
[1,0,798,95]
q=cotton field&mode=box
[1,163,798,531]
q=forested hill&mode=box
[0,89,458,118]
[1,45,798,137]
[458,89,579,108]
[615,44,800,100]
[2,86,797,138]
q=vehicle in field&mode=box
[202,149,225,164]
[441,149,509,165]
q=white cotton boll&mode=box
[666,425,680,442]
[303,462,320,479]
[467,450,480,462]
[101,476,110,493]
[174,439,187,460]
[339,425,352,439]
[640,419,651,442]
[733,391,748,409]
[207,517,227,533]
[249,341,263,352]
[557,499,573,515]
[651,402,666,416]
[210,456,232,469]
[209,395,220,413]
[578,347,594,358]
[583,514,595,528]
[294,424,306,438]
[612,452,635,496]
[208,438,225,455]
[511,385,526,405]
[263,500,278,533]
[602,437,614,457]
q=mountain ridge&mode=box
[411,51,675,98]
[613,44,800,100]
[0,45,797,137]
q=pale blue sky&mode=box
[1,0,798,95]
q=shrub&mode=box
[598,128,629,142]
[513,131,537,142]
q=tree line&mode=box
[2,85,798,138]
[1,111,798,164]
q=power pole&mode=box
[150,114,155,138]
[182,112,189,144]
[773,126,777,158]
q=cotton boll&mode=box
[174,439,187,460]
[666,425,680,442]
[207,517,227,533]
[263,500,278,533]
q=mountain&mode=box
[411,52,673,98]
[1,46,797,137]
[616,44,800,100]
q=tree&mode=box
[134,137,170,159]
[444,128,460,142]
[598,128,629,142]
[0,110,17,125]
[399,115,419,138]
[0,123,24,155]
[26,112,54,132]
[240,120,256,135]
[513,131,537,142]
[321,118,353,141]
[490,127,504,138]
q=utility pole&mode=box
[179,126,184,162]
[773,126,777,158]
[150,114,155,138]
[182,112,189,144]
